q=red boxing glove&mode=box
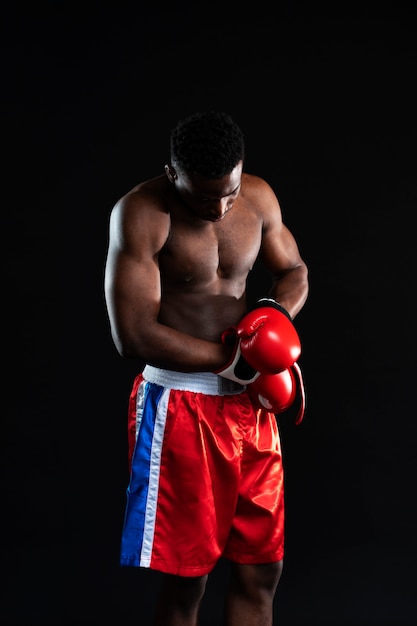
[236,299,301,374]
[215,327,261,385]
[247,361,306,425]
[247,369,296,412]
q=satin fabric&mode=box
[120,372,285,576]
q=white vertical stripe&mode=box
[140,388,170,567]
[135,380,146,437]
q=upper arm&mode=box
[255,179,305,274]
[104,191,170,354]
[253,177,309,316]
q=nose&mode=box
[211,198,232,219]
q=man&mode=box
[104,111,309,625]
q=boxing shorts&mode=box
[120,365,285,576]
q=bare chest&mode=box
[159,212,262,287]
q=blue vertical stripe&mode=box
[120,382,165,566]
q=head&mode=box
[165,111,245,222]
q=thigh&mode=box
[151,390,248,573]
[123,383,249,576]
[224,409,285,564]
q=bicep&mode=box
[261,222,305,275]
[258,188,305,276]
[104,200,168,350]
[105,246,162,328]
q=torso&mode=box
[131,174,266,341]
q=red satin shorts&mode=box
[120,366,285,576]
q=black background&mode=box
[3,3,417,625]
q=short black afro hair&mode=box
[170,111,245,179]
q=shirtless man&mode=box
[104,111,309,626]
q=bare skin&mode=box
[153,562,283,626]
[104,160,309,625]
[105,162,308,369]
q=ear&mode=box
[164,164,178,183]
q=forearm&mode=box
[268,264,309,319]
[112,320,231,373]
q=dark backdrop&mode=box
[3,4,417,625]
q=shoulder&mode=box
[241,172,280,202]
[110,175,172,227]
[109,175,172,250]
[112,175,171,218]
[240,172,282,222]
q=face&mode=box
[165,161,243,222]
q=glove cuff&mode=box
[255,298,293,321]
[215,335,260,385]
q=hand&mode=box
[215,327,261,385]
[247,362,306,425]
[215,299,301,385]
[236,299,301,374]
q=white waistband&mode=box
[142,365,246,396]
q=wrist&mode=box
[255,298,292,321]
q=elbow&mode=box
[111,331,145,361]
[117,344,137,359]
[296,262,309,297]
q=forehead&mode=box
[180,163,243,198]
